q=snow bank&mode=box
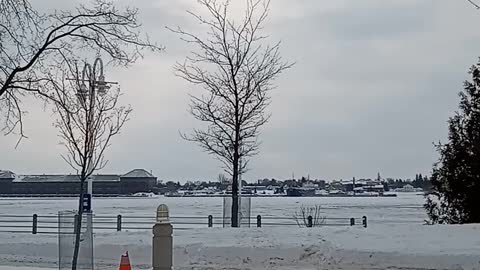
[0,224,479,269]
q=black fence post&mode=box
[257,215,262,228]
[307,216,313,228]
[208,215,213,228]
[362,216,367,228]
[117,214,122,231]
[32,214,38,234]
[74,214,79,232]
[350,218,355,226]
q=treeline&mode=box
[385,174,432,191]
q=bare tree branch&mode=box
[467,0,480,9]
[0,0,162,141]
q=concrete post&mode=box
[153,204,173,270]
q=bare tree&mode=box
[293,205,326,228]
[170,0,293,227]
[0,0,162,144]
[52,57,131,270]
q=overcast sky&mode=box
[1,0,480,182]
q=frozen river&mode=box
[0,192,426,225]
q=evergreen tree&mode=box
[425,60,480,224]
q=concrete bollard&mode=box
[153,204,173,270]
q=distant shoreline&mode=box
[164,194,398,198]
[0,193,401,198]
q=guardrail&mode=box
[0,214,367,234]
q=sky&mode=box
[1,0,480,182]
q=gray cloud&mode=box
[1,0,480,182]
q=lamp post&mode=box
[70,57,118,238]
[65,57,121,270]
[73,57,118,207]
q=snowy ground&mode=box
[0,193,479,269]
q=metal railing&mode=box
[0,214,367,234]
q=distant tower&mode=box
[377,172,381,181]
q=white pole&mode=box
[87,177,93,195]
[85,175,94,267]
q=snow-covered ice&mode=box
[0,193,479,269]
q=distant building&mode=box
[119,169,157,194]
[394,184,423,193]
[286,187,315,196]
[344,179,385,195]
[0,169,156,196]
[0,170,15,194]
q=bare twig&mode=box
[467,0,480,9]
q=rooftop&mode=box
[0,170,15,179]
[14,174,120,183]
[122,169,155,178]
[2,168,156,183]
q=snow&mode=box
[0,193,479,269]
[0,267,54,270]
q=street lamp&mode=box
[76,57,112,105]
[73,57,118,185]
[69,57,118,210]
[74,57,119,249]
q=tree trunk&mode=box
[231,154,239,227]
[71,177,85,270]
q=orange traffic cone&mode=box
[119,251,132,270]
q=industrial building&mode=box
[0,169,157,196]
